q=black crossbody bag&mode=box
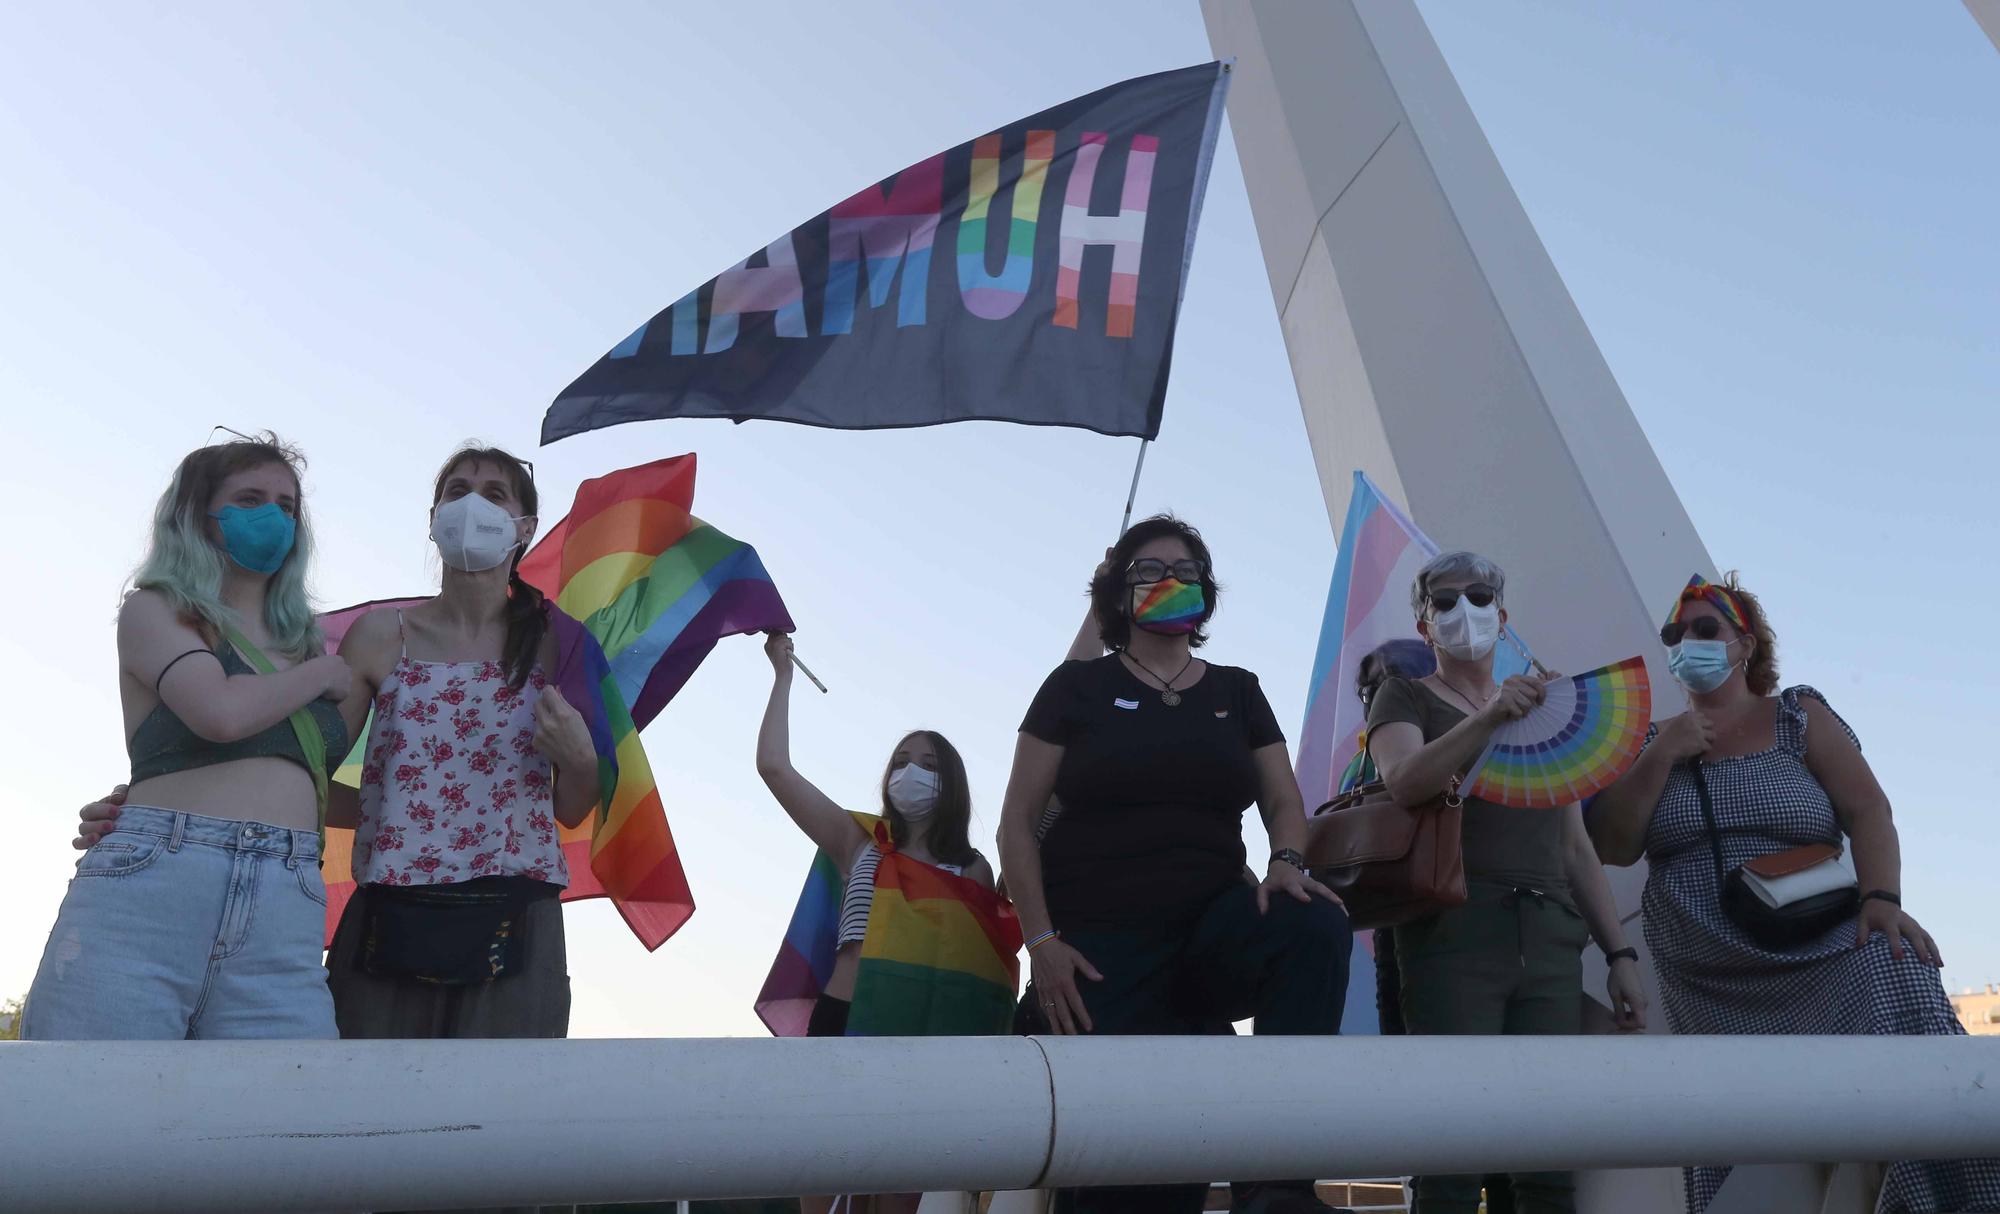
[1690,759,1857,951]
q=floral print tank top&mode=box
[354,652,569,887]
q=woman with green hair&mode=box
[24,434,354,1040]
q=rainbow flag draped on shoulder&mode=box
[317,453,792,951]
[542,604,691,949]
[755,839,849,1037]
[757,817,1021,1037]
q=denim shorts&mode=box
[23,805,337,1040]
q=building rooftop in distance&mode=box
[1950,984,2000,1036]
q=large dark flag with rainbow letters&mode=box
[542,62,1230,445]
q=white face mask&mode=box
[887,763,941,820]
[431,493,528,572]
[1429,597,1502,662]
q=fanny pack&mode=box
[357,876,559,985]
[1690,759,1857,951]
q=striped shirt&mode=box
[836,841,969,947]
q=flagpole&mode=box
[1118,438,1150,535]
[1505,628,1553,680]
[789,652,829,694]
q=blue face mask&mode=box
[1667,638,1738,694]
[212,503,296,575]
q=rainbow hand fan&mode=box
[1466,656,1652,809]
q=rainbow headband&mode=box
[1133,578,1205,633]
[1667,574,1749,635]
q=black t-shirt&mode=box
[1020,654,1285,933]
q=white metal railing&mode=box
[2,1035,1997,1212]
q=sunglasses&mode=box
[1660,616,1731,646]
[1425,584,1497,614]
[1126,558,1207,585]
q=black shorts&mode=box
[807,993,851,1037]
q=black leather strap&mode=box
[1689,759,1730,894]
[1270,847,1307,873]
[1861,889,1902,907]
[154,647,218,694]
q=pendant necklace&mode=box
[1434,672,1494,717]
[1125,650,1196,706]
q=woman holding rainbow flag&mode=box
[751,557,1108,1214]
[319,444,600,1043]
[756,631,1024,1214]
[756,633,1001,1040]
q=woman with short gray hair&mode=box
[1366,551,1647,1214]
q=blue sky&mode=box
[3,2,1995,1034]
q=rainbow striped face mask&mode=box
[1130,577,1205,635]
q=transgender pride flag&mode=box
[1297,472,1527,1032]
[1297,471,1532,812]
[1296,473,1440,816]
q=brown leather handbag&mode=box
[1303,778,1466,929]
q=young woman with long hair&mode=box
[26,434,352,1040]
[757,633,999,1214]
[322,444,599,1041]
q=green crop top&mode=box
[127,644,348,784]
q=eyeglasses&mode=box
[1126,558,1207,585]
[1660,616,1730,646]
[1425,584,1497,614]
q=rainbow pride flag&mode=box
[756,819,1021,1037]
[514,454,792,728]
[543,603,692,949]
[754,841,850,1037]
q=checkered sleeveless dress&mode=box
[1641,686,2000,1213]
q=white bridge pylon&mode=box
[1202,3,1725,1206]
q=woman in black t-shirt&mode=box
[997,515,1351,1214]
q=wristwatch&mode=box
[1270,848,1308,873]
